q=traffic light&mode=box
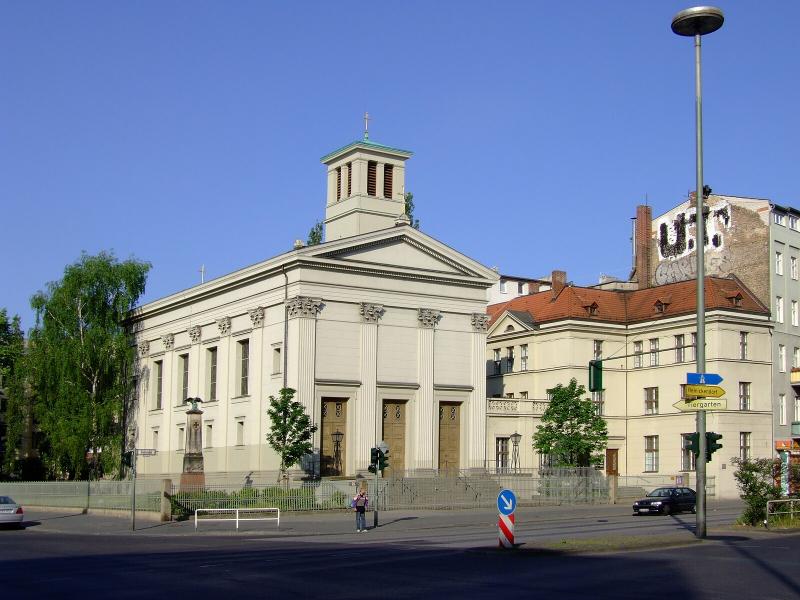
[589,360,603,392]
[706,432,723,462]
[378,449,389,471]
[368,447,379,473]
[685,433,700,456]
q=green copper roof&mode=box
[320,137,413,163]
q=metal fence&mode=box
[0,480,162,512]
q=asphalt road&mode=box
[1,503,798,599]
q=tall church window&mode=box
[383,164,393,198]
[367,161,377,196]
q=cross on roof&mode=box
[363,111,371,139]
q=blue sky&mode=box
[2,1,798,330]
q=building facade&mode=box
[129,137,497,480]
[485,274,773,498]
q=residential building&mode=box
[130,135,497,480]
[486,272,772,498]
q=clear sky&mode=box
[2,1,798,330]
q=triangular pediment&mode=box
[303,227,497,280]
[487,310,535,337]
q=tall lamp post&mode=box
[331,430,343,476]
[510,432,522,473]
[671,5,724,540]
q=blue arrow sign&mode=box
[687,372,723,385]
[497,489,517,516]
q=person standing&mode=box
[353,488,368,532]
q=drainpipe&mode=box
[282,265,288,389]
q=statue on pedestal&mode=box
[179,397,206,491]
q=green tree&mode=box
[0,309,25,475]
[307,221,323,246]
[533,379,608,467]
[26,251,150,479]
[404,192,420,230]
[731,457,782,525]
[266,387,317,483]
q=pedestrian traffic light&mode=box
[706,432,723,462]
[378,449,389,471]
[368,447,379,473]
[686,433,700,456]
[589,360,603,392]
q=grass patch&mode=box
[524,534,701,554]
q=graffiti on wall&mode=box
[655,248,733,285]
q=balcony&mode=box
[791,368,800,386]
[487,397,549,416]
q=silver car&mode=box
[0,496,24,528]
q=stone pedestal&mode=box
[179,406,206,491]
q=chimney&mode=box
[528,281,541,294]
[634,205,653,289]
[551,270,566,299]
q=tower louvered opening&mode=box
[383,164,393,198]
[367,161,377,196]
[336,167,342,200]
[347,162,352,197]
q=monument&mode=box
[179,397,206,490]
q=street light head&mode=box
[671,6,724,37]
[510,432,522,445]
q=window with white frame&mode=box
[795,396,800,422]
[681,434,696,471]
[272,344,282,374]
[777,296,784,323]
[152,429,159,450]
[153,360,163,410]
[207,347,218,402]
[493,348,501,374]
[236,419,245,446]
[779,394,787,425]
[649,338,659,366]
[739,382,751,410]
[795,347,800,369]
[520,344,528,370]
[496,437,509,472]
[675,334,685,363]
[691,332,698,361]
[177,425,185,452]
[739,332,748,359]
[777,251,784,275]
[237,339,250,396]
[634,341,643,368]
[593,339,603,360]
[739,432,751,461]
[779,344,786,372]
[645,436,659,472]
[179,353,189,403]
[792,256,799,280]
[520,391,528,399]
[592,391,605,416]
[205,422,213,448]
[775,212,786,226]
[791,216,799,231]
[506,346,515,372]
[644,387,659,415]
[517,281,525,294]
[499,280,507,293]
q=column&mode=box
[415,308,440,471]
[188,326,202,398]
[285,296,322,442]
[357,303,384,473]
[216,317,232,468]
[469,314,489,472]
[248,307,265,471]
[327,168,337,205]
[342,164,350,199]
[376,164,385,199]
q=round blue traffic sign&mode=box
[497,489,517,516]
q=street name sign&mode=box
[497,489,517,516]
[686,372,723,385]
[136,448,157,456]
[673,399,727,411]
[683,384,725,398]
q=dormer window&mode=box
[585,302,599,316]
[723,289,743,308]
[655,301,666,313]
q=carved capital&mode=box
[417,308,441,329]
[138,341,150,357]
[217,317,231,337]
[161,333,175,350]
[359,303,384,323]
[471,313,490,332]
[188,326,202,344]
[249,307,265,328]
[286,296,322,319]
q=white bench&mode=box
[194,507,280,531]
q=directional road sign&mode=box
[687,372,723,385]
[497,489,517,516]
[673,399,727,411]
[683,384,725,398]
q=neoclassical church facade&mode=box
[130,136,497,479]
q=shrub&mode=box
[731,457,782,525]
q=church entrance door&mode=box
[438,402,460,474]
[382,400,406,477]
[321,398,347,476]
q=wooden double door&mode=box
[382,400,406,477]
[320,398,347,476]
[438,402,460,473]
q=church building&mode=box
[130,134,498,480]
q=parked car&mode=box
[0,496,24,528]
[632,487,696,515]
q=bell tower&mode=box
[321,122,412,241]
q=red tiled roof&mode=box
[487,276,768,326]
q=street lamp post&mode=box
[671,5,724,540]
[331,429,344,475]
[510,432,522,473]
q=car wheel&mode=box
[662,504,671,516]
[691,504,696,514]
